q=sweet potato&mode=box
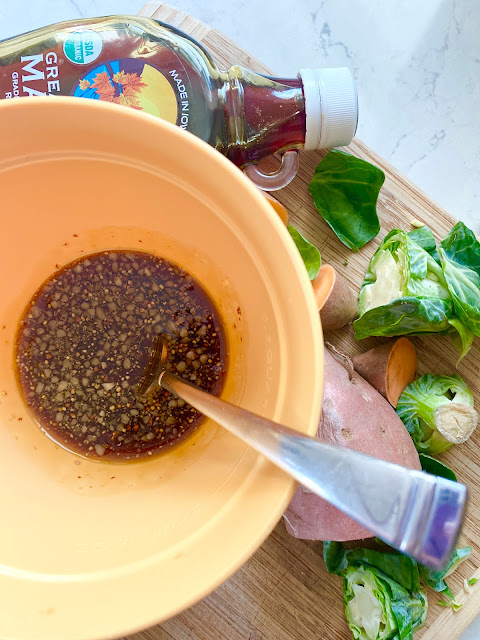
[284,346,421,541]
[263,192,289,226]
[312,264,357,330]
[353,338,417,407]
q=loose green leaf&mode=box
[419,453,457,482]
[439,248,480,336]
[440,221,480,276]
[308,150,385,251]
[443,547,471,579]
[354,296,454,341]
[323,541,348,576]
[287,225,321,279]
[437,599,463,611]
[345,548,421,593]
[407,226,437,254]
[448,317,475,363]
[468,577,478,586]
[437,600,450,607]
[408,225,441,265]
[323,542,420,592]
[419,548,471,601]
[396,374,476,454]
[438,222,480,339]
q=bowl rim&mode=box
[0,96,323,639]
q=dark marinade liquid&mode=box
[15,250,227,461]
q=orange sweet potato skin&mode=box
[352,338,417,407]
[284,347,421,541]
[317,266,357,331]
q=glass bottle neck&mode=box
[220,67,306,166]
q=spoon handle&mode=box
[161,370,467,570]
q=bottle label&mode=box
[63,30,103,65]
[0,25,195,127]
[72,58,178,123]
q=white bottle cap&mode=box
[299,68,358,150]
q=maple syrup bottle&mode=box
[0,16,358,188]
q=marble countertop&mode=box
[1,1,479,638]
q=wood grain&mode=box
[126,4,480,639]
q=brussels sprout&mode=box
[358,229,449,317]
[324,540,469,640]
[396,374,478,454]
[344,565,427,640]
[324,543,427,639]
[354,228,474,357]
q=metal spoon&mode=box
[137,335,467,570]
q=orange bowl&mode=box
[0,97,322,640]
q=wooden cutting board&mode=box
[123,4,480,639]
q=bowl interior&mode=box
[0,98,322,640]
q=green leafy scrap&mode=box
[308,150,385,252]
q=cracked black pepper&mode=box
[15,250,227,461]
